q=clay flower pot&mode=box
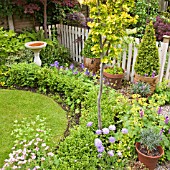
[83,57,100,73]
[135,142,164,170]
[134,73,159,93]
[103,67,124,89]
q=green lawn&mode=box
[0,89,67,166]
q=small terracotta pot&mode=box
[135,142,164,170]
[83,57,100,73]
[103,67,124,89]
[134,73,159,93]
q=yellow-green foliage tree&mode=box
[78,0,138,129]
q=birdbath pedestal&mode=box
[25,41,47,66]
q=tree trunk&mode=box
[97,62,103,130]
[97,0,103,130]
[43,0,48,39]
[7,15,14,31]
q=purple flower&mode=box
[122,128,128,134]
[157,107,162,114]
[144,73,148,77]
[70,63,74,70]
[160,128,165,136]
[97,146,105,153]
[139,109,144,118]
[92,73,96,76]
[73,71,78,75]
[51,61,59,68]
[85,69,90,76]
[102,128,110,134]
[168,129,170,134]
[86,122,93,127]
[152,71,156,78]
[94,138,103,148]
[165,116,169,124]
[60,66,63,69]
[65,67,68,71]
[109,137,116,143]
[80,63,84,69]
[96,129,102,135]
[109,125,116,131]
[108,150,114,156]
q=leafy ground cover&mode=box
[0,89,67,167]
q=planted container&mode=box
[103,66,124,89]
[135,142,164,170]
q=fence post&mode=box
[166,47,170,87]
[159,35,170,82]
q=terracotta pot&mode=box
[135,142,164,170]
[134,73,159,93]
[103,67,124,89]
[83,57,100,73]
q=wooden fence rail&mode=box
[35,24,170,86]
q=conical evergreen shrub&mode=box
[134,22,160,77]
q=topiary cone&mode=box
[134,21,160,77]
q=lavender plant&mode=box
[140,128,162,154]
[131,81,150,97]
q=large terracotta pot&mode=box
[103,68,124,89]
[135,142,164,170]
[83,57,100,73]
[134,73,159,93]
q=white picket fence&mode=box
[35,24,170,85]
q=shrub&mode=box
[153,16,170,41]
[40,38,71,67]
[131,0,159,38]
[134,22,160,77]
[0,28,26,65]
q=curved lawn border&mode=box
[0,89,67,166]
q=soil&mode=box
[139,145,160,157]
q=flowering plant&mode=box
[1,116,58,169]
[87,122,128,168]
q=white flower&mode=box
[41,143,46,147]
[41,157,45,161]
[117,151,122,157]
[12,165,18,169]
[44,146,49,150]
[47,152,54,157]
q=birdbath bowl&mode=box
[25,41,47,66]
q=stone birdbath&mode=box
[25,41,47,66]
